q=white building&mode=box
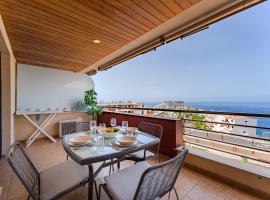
[149,101,189,118]
[154,101,186,109]
[210,115,257,137]
[98,101,144,115]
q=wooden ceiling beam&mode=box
[5,26,113,55]
[0,0,129,45]
[28,0,136,40]
[59,0,145,36]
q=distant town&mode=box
[99,100,261,138]
[99,100,270,169]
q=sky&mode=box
[93,1,270,103]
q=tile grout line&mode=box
[180,179,200,200]
[184,175,232,200]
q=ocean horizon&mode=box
[142,101,270,136]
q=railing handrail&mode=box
[183,126,270,142]
[183,118,270,131]
[102,106,270,130]
[184,129,270,152]
[101,107,270,165]
[101,106,270,118]
[185,141,270,165]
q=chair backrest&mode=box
[133,149,188,200]
[76,121,90,132]
[138,122,163,155]
[7,142,40,200]
[60,121,78,136]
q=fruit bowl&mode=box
[99,127,120,138]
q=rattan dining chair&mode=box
[115,122,163,171]
[64,121,90,160]
[76,121,90,132]
[99,149,188,200]
[7,142,90,200]
[129,122,163,162]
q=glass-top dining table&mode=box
[62,130,160,200]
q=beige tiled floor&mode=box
[0,138,266,200]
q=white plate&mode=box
[68,140,92,147]
[69,135,91,145]
[117,135,137,145]
[114,140,137,147]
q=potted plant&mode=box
[83,89,102,119]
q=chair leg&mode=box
[168,187,179,200]
[99,184,113,200]
[117,161,120,170]
[173,187,179,200]
[109,158,115,175]
[98,184,103,200]
[94,181,98,200]
[66,154,69,160]
[27,195,30,200]
[112,162,115,172]
[109,164,112,175]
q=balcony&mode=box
[0,1,269,200]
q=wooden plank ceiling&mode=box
[0,0,201,72]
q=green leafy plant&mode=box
[83,89,102,117]
[181,113,209,130]
[191,114,208,129]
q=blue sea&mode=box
[143,102,270,137]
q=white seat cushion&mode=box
[40,160,89,200]
[129,150,156,159]
[104,161,151,200]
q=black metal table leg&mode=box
[88,164,93,200]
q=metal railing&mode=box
[101,106,270,166]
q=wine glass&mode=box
[98,123,106,133]
[111,118,117,127]
[97,123,106,146]
[122,121,128,132]
[89,120,97,135]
